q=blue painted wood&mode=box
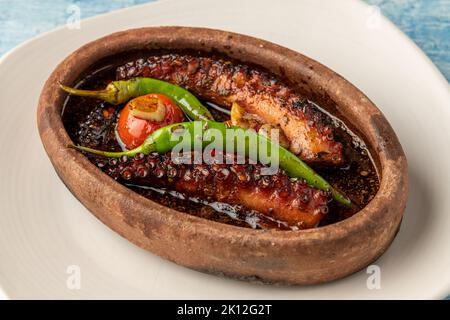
[366,0,449,82]
[0,0,153,57]
[0,0,448,299]
[0,0,448,81]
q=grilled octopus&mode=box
[116,53,344,165]
[96,151,330,229]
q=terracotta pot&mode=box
[37,27,408,285]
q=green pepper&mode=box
[60,77,214,121]
[70,120,352,207]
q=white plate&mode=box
[0,0,449,299]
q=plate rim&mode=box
[0,0,449,299]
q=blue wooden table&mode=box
[0,0,448,299]
[0,0,448,82]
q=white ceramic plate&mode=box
[0,0,449,299]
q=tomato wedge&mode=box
[117,93,185,149]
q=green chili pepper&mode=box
[60,77,214,121]
[70,120,352,207]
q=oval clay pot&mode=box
[37,27,408,285]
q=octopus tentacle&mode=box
[96,151,330,229]
[117,54,344,165]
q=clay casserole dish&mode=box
[37,27,408,285]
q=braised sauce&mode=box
[62,52,379,229]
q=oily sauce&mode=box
[62,54,379,230]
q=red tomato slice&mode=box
[117,93,184,149]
